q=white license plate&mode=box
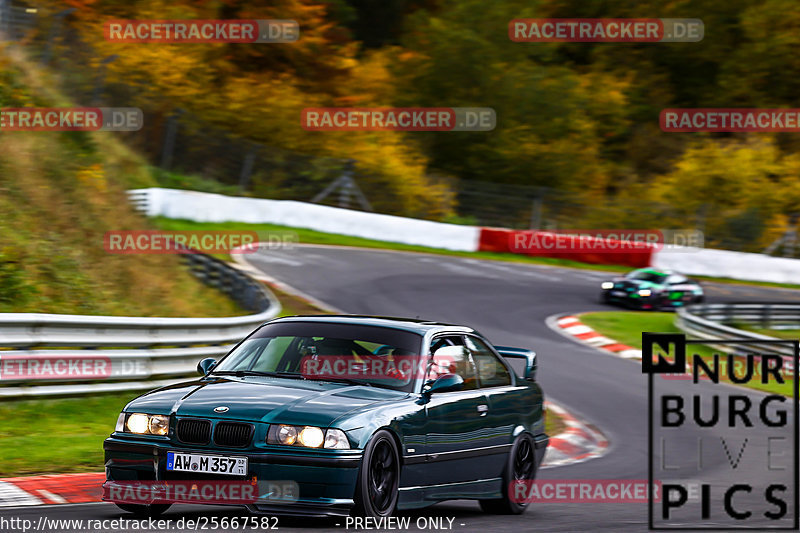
[166,452,248,476]
[611,291,627,297]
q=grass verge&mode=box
[579,311,794,396]
[0,47,243,317]
[0,392,131,476]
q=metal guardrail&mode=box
[0,253,280,398]
[127,189,150,214]
[675,303,797,367]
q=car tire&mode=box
[114,503,171,517]
[352,429,400,518]
[599,291,611,304]
[479,433,536,515]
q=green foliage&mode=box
[27,0,800,248]
[0,248,36,306]
[153,168,242,196]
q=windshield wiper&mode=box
[213,370,304,379]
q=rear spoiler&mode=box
[494,345,537,381]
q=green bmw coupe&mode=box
[103,316,547,518]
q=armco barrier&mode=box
[675,303,796,372]
[0,254,280,398]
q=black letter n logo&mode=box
[642,333,686,374]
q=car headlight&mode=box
[298,426,324,448]
[148,415,170,436]
[277,424,297,445]
[638,289,652,297]
[601,282,614,290]
[124,413,170,435]
[268,425,350,449]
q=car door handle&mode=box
[477,404,488,416]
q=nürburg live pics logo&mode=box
[643,333,798,530]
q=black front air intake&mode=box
[176,418,212,445]
[214,421,253,448]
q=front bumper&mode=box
[103,436,362,516]
[604,290,697,310]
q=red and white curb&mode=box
[0,405,605,508]
[541,402,609,468]
[551,315,643,360]
[0,473,103,507]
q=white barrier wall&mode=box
[134,188,481,252]
[653,246,800,284]
[132,188,800,283]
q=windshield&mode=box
[626,270,667,283]
[212,321,424,392]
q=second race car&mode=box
[600,268,704,310]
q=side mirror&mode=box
[495,346,536,381]
[424,373,464,395]
[197,358,217,376]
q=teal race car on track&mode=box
[600,268,704,310]
[102,315,547,519]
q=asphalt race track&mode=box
[4,245,799,532]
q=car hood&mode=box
[126,376,407,427]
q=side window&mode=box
[465,336,512,388]
[426,336,477,391]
